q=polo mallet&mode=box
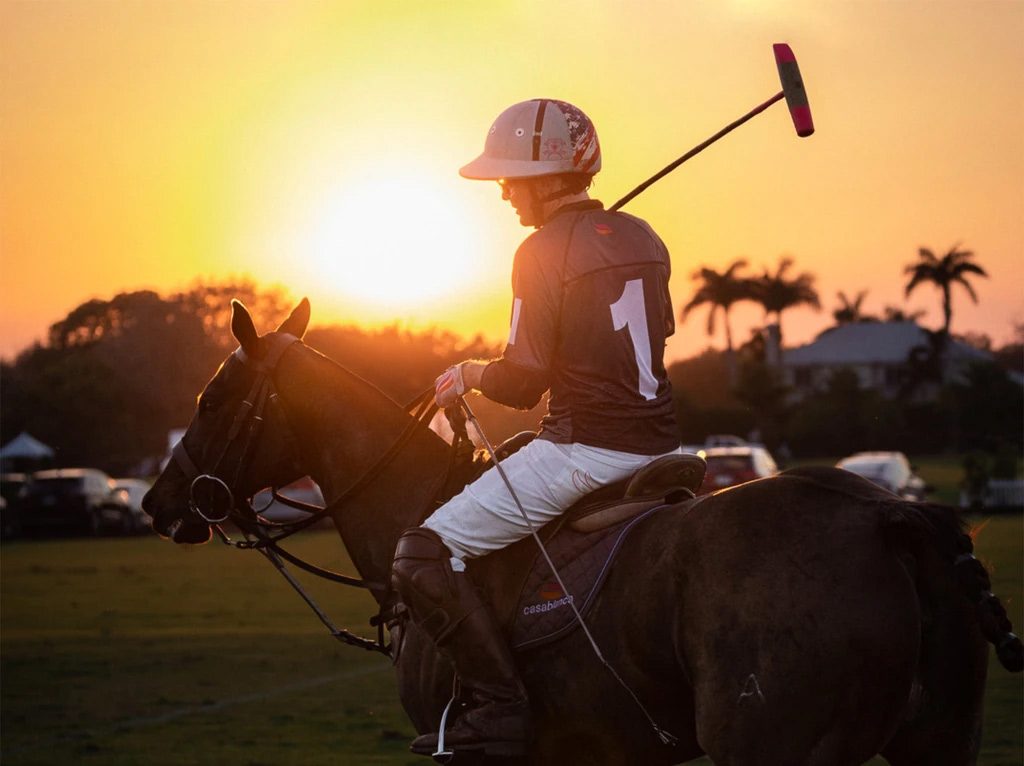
[609,43,814,212]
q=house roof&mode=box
[782,322,991,366]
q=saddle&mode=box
[466,434,707,651]
[480,431,706,532]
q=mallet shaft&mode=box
[609,91,785,212]
[610,43,813,213]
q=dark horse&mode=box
[143,299,1021,766]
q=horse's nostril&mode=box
[168,519,214,545]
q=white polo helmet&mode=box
[459,99,601,181]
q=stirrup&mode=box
[432,694,456,761]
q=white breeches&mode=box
[422,439,681,570]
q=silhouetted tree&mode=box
[947,362,1024,452]
[733,360,791,450]
[898,328,948,403]
[304,324,499,405]
[992,322,1023,374]
[178,279,292,349]
[832,290,877,325]
[904,244,987,336]
[787,369,906,456]
[680,259,756,387]
[48,290,166,349]
[748,256,821,349]
[882,305,926,323]
[954,332,993,352]
[2,282,293,475]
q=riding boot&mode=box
[391,528,533,757]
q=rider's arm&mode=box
[479,358,549,410]
[455,359,549,411]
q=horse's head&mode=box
[143,298,312,543]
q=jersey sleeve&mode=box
[479,359,550,410]
[500,237,561,372]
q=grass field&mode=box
[2,514,1022,766]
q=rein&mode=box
[171,333,458,656]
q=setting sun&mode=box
[296,168,491,311]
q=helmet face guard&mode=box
[460,99,601,181]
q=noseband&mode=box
[172,333,300,525]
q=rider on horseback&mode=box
[391,99,682,757]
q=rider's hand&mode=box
[435,363,467,408]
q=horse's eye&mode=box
[199,397,219,414]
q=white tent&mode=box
[0,432,56,460]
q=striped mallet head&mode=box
[773,43,814,138]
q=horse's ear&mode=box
[231,300,259,355]
[277,298,311,339]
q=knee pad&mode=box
[393,527,451,566]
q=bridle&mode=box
[172,333,301,528]
[169,332,459,656]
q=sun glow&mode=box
[298,170,490,311]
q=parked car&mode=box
[19,468,134,536]
[1,472,29,539]
[836,452,929,500]
[697,446,779,495]
[113,478,153,533]
[704,434,752,449]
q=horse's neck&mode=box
[277,346,451,590]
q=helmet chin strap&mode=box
[538,183,576,204]
[531,181,578,227]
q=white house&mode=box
[779,322,1000,401]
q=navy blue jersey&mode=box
[482,200,679,455]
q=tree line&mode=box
[682,243,992,387]
[669,325,1021,460]
[0,281,500,476]
[1,242,1019,478]
[674,242,1021,466]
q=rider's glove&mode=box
[434,363,467,409]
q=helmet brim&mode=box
[459,153,595,181]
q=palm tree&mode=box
[904,244,988,337]
[899,327,947,401]
[832,290,876,325]
[749,256,821,349]
[882,305,926,323]
[681,259,755,387]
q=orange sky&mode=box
[2,0,1022,364]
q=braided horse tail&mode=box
[883,499,1023,673]
[951,531,1023,672]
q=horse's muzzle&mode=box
[143,483,214,545]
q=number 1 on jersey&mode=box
[610,279,659,401]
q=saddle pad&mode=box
[510,504,666,652]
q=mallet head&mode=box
[773,43,814,137]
